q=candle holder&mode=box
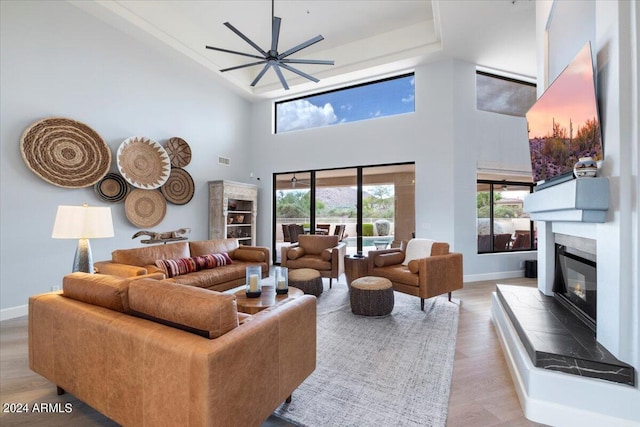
[275,266,289,295]
[245,266,262,298]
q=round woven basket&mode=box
[124,189,167,228]
[94,172,130,203]
[160,167,194,205]
[20,117,111,188]
[117,137,170,189]
[165,137,192,168]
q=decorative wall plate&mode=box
[117,136,170,189]
[165,137,192,168]
[124,189,167,228]
[20,117,111,188]
[94,172,130,203]
[160,168,195,205]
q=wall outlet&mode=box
[50,285,60,292]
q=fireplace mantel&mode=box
[524,177,609,222]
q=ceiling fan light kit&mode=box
[206,0,334,90]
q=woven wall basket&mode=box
[165,137,192,168]
[117,137,170,189]
[124,189,167,228]
[160,167,194,205]
[20,117,111,188]
[94,172,130,203]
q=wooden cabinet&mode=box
[209,180,257,246]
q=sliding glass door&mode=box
[273,163,414,264]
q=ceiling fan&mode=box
[205,0,334,90]
[290,173,310,188]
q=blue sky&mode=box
[277,74,415,133]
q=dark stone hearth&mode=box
[496,285,635,386]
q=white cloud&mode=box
[402,94,415,103]
[277,100,337,132]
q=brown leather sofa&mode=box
[367,240,463,310]
[281,235,346,287]
[29,272,316,427]
[94,238,269,292]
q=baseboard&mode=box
[491,292,640,427]
[1,304,28,321]
[464,270,523,283]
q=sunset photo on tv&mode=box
[526,42,603,183]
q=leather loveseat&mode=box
[29,272,316,427]
[367,239,463,310]
[94,238,269,292]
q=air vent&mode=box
[218,156,231,166]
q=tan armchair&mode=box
[281,235,346,288]
[367,240,463,310]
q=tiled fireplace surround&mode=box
[491,178,638,427]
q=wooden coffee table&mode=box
[231,285,304,315]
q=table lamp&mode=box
[52,204,114,273]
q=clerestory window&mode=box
[275,73,415,133]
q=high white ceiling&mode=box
[71,0,536,101]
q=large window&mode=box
[275,73,415,133]
[273,163,415,264]
[477,180,536,253]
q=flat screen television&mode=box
[526,42,603,187]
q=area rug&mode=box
[274,286,460,427]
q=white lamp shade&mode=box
[52,205,114,239]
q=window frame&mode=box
[274,72,415,134]
[476,70,537,117]
[477,179,536,254]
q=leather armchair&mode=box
[367,241,463,310]
[281,235,346,287]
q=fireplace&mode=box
[553,244,597,332]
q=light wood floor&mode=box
[0,277,545,426]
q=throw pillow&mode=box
[321,249,332,261]
[155,257,197,278]
[193,252,232,270]
[407,259,420,274]
[402,238,436,265]
[373,252,405,267]
[288,247,305,260]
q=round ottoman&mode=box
[349,276,394,316]
[289,268,323,297]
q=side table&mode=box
[344,255,368,285]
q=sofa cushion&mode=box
[285,255,331,271]
[62,272,131,312]
[297,235,339,255]
[402,239,436,265]
[156,253,233,278]
[374,252,404,267]
[189,239,239,257]
[112,242,190,267]
[128,279,239,339]
[321,248,332,261]
[233,248,265,263]
[168,262,247,289]
[287,247,305,260]
[372,265,419,287]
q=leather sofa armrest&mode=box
[330,242,347,275]
[234,245,270,264]
[417,253,463,297]
[94,261,148,277]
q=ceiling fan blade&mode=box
[278,62,319,83]
[272,64,290,90]
[271,17,281,53]
[250,63,272,87]
[223,22,268,56]
[278,35,324,59]
[220,60,268,72]
[280,59,335,65]
[205,45,265,60]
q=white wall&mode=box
[0,1,251,314]
[249,59,535,282]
